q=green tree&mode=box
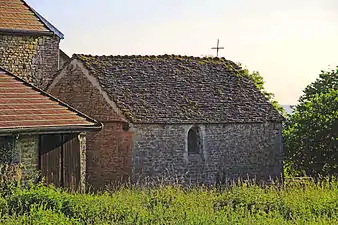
[239,66,285,114]
[283,67,338,177]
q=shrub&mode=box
[0,179,337,224]
[284,67,338,177]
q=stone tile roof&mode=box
[75,54,283,124]
[0,68,101,132]
[0,0,63,38]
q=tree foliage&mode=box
[283,67,338,177]
[239,66,285,114]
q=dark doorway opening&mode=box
[39,134,80,189]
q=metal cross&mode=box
[211,39,224,57]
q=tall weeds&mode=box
[0,176,337,224]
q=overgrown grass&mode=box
[0,178,337,224]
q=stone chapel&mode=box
[48,54,284,187]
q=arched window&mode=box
[188,126,202,154]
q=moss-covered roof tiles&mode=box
[75,54,283,124]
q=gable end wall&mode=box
[49,63,132,188]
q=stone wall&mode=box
[15,135,39,178]
[0,134,39,179]
[78,133,87,192]
[0,136,16,163]
[132,122,283,184]
[0,34,60,89]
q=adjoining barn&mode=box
[48,54,284,187]
[0,68,101,190]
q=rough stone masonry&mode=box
[132,123,283,184]
[0,34,60,89]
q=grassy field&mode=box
[0,179,337,224]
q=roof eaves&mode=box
[130,118,283,125]
[0,125,102,136]
[21,0,64,39]
[0,28,53,36]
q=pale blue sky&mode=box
[27,0,338,104]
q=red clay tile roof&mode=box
[0,0,64,38]
[0,0,47,32]
[0,68,101,132]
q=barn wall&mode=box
[0,134,39,178]
[132,122,283,184]
[0,136,16,163]
[49,64,132,188]
[0,34,60,89]
[16,135,39,178]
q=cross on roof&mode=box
[211,39,224,57]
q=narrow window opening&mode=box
[123,122,130,131]
[188,126,202,154]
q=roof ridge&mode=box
[73,53,231,60]
[72,54,242,70]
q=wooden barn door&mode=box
[62,134,80,189]
[39,134,80,189]
[40,134,62,186]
